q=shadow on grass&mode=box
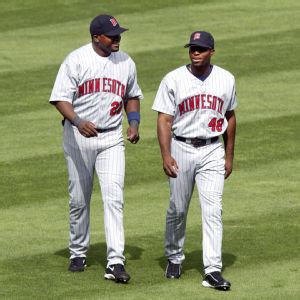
[156,250,236,275]
[55,242,144,268]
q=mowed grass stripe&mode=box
[1,0,297,39]
[0,0,215,72]
[1,164,299,299]
[1,194,299,263]
[0,66,57,115]
[5,63,297,164]
[0,0,205,33]
[0,98,159,163]
[1,111,299,209]
[1,26,300,117]
[1,222,299,276]
[0,139,164,208]
[216,28,300,76]
[1,0,300,299]
[235,113,300,169]
[0,0,299,73]
[1,157,299,236]
[1,207,299,299]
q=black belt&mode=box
[174,135,218,147]
[62,119,118,133]
[96,126,118,133]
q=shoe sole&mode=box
[165,274,181,279]
[104,273,130,283]
[68,265,87,272]
[202,280,230,291]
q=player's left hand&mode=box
[225,158,233,179]
[127,127,140,144]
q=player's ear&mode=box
[210,49,215,57]
[92,35,99,42]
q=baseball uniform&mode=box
[50,42,143,267]
[152,31,237,287]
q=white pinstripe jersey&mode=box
[152,65,237,138]
[49,43,143,128]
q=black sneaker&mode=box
[165,260,182,279]
[202,271,231,291]
[68,257,87,272]
[104,264,130,283]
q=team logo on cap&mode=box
[194,32,201,40]
[110,18,118,27]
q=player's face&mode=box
[93,34,121,56]
[189,46,214,67]
[103,34,122,52]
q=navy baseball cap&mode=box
[90,15,128,36]
[184,31,214,49]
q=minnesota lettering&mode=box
[178,94,224,116]
[77,78,126,98]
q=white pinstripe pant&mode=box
[63,120,125,267]
[165,138,225,274]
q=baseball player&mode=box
[152,31,237,291]
[49,14,143,283]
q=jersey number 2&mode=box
[110,101,123,116]
[208,118,224,132]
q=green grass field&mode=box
[1,0,300,299]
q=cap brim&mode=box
[184,43,213,49]
[105,27,128,36]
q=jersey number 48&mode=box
[208,117,224,132]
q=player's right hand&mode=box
[224,157,233,179]
[77,120,98,137]
[163,156,179,178]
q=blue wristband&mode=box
[127,111,140,124]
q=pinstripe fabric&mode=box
[64,120,125,266]
[166,139,224,273]
[152,65,237,139]
[153,63,237,275]
[50,43,143,128]
[50,41,143,267]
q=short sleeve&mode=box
[227,77,238,111]
[49,55,78,103]
[125,59,143,100]
[152,76,176,116]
